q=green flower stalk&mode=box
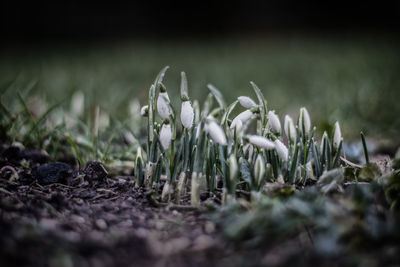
[191,171,201,206]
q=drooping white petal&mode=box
[248,135,275,150]
[333,121,342,149]
[140,105,149,117]
[157,92,171,119]
[238,96,257,109]
[160,123,172,149]
[206,121,227,145]
[274,139,288,162]
[299,107,311,135]
[230,110,253,129]
[180,101,194,129]
[233,119,243,132]
[267,110,281,133]
[284,115,296,142]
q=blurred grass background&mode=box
[1,37,399,140]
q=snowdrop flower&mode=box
[333,121,342,149]
[180,101,194,129]
[284,115,296,142]
[248,135,275,150]
[233,119,243,132]
[267,110,281,134]
[254,154,265,184]
[238,96,257,109]
[70,91,85,117]
[243,143,254,161]
[206,121,227,145]
[299,107,311,135]
[274,139,288,162]
[140,105,149,117]
[160,122,172,149]
[157,92,171,119]
[230,110,253,129]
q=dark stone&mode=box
[20,149,49,164]
[1,146,49,165]
[33,162,73,185]
[83,161,108,181]
[2,146,21,161]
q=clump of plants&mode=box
[136,67,348,205]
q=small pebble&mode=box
[95,219,108,230]
[71,214,85,224]
[33,162,72,185]
[204,221,216,234]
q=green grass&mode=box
[1,37,399,140]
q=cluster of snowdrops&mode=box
[135,67,343,205]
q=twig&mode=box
[340,157,362,169]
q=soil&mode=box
[0,146,236,267]
[2,145,379,267]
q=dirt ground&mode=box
[0,148,238,267]
[3,145,391,267]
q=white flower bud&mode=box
[299,107,311,135]
[284,115,296,142]
[140,105,149,117]
[238,96,257,109]
[243,143,254,161]
[320,131,328,153]
[274,139,288,162]
[160,123,172,149]
[135,146,142,163]
[180,101,194,129]
[99,112,110,130]
[306,161,315,180]
[333,121,342,149]
[206,121,227,145]
[228,154,238,183]
[254,154,265,184]
[70,91,85,117]
[248,135,275,150]
[267,110,281,134]
[230,110,253,129]
[157,92,171,119]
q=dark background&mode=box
[1,0,400,43]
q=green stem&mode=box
[360,131,369,164]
